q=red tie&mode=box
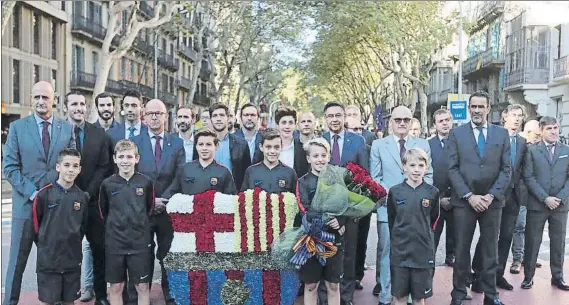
[42,121,50,157]
[154,135,162,168]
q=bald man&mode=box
[131,99,185,305]
[297,111,317,143]
[3,81,74,305]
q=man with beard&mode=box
[176,105,195,162]
[346,105,376,146]
[65,91,112,305]
[93,93,119,130]
[107,90,148,148]
[297,111,317,144]
[132,99,185,305]
[447,91,510,305]
[320,101,369,305]
[193,103,250,190]
[234,103,263,163]
[2,81,74,305]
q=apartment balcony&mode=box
[178,44,198,62]
[504,68,550,88]
[106,79,124,96]
[193,94,211,106]
[139,2,154,18]
[199,66,212,81]
[470,1,505,34]
[71,15,106,42]
[178,77,192,90]
[427,88,453,105]
[119,80,154,98]
[158,52,179,71]
[71,71,97,90]
[160,91,178,106]
[463,48,505,79]
[133,36,154,56]
[553,56,569,83]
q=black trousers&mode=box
[451,206,501,301]
[318,219,359,305]
[523,209,568,280]
[123,212,174,304]
[355,212,372,281]
[473,194,520,279]
[433,208,455,259]
[85,203,108,300]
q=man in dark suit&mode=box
[131,99,185,305]
[93,92,119,130]
[320,101,369,305]
[521,116,569,291]
[471,104,527,292]
[446,91,511,305]
[107,90,148,148]
[273,106,310,178]
[193,103,250,190]
[428,109,455,267]
[346,104,376,146]
[234,103,263,163]
[65,91,112,305]
[2,81,73,305]
[175,105,196,163]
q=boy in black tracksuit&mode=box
[164,129,237,197]
[33,148,88,305]
[241,128,297,193]
[98,139,154,305]
[387,148,440,305]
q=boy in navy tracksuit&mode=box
[98,139,154,305]
[387,148,440,305]
[241,128,297,193]
[33,148,89,305]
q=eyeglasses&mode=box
[325,113,344,119]
[146,112,165,117]
[392,118,411,124]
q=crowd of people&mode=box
[1,81,568,305]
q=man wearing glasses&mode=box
[3,81,74,305]
[346,105,376,146]
[234,103,263,163]
[369,105,432,305]
[131,99,185,305]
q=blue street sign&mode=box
[449,100,467,120]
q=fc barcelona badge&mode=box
[422,199,430,208]
[136,188,144,196]
[210,177,218,186]
[73,202,81,211]
[279,179,286,187]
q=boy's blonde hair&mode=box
[303,137,331,155]
[114,139,139,156]
[402,148,429,167]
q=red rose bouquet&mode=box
[345,162,387,202]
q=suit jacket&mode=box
[74,122,112,201]
[523,141,569,213]
[428,136,451,198]
[446,122,511,208]
[192,133,251,190]
[362,129,376,146]
[506,134,527,203]
[132,132,186,197]
[3,115,73,219]
[323,131,369,171]
[370,135,433,222]
[107,123,149,149]
[234,128,263,164]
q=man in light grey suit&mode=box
[2,81,73,305]
[370,106,433,305]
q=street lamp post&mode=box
[458,1,463,100]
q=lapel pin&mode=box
[167,143,171,146]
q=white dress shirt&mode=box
[279,140,295,169]
[125,121,142,139]
[149,130,165,155]
[393,135,409,153]
[180,133,194,162]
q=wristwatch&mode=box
[463,192,473,201]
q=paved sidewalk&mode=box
[3,260,568,305]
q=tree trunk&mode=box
[234,84,243,114]
[1,1,16,37]
[89,57,115,123]
[418,84,428,135]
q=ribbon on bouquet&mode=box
[290,214,337,267]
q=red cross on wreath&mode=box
[169,190,234,252]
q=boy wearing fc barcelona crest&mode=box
[164,129,237,197]
[241,128,297,193]
[32,148,88,305]
[386,148,440,305]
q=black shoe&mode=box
[372,283,381,296]
[471,280,483,293]
[94,300,111,305]
[379,303,390,305]
[297,282,304,296]
[521,279,534,289]
[536,262,542,268]
[496,277,514,290]
[450,298,463,305]
[551,278,569,291]
[355,280,364,290]
[483,296,505,305]
[445,257,455,267]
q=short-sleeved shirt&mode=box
[98,173,154,255]
[165,160,237,196]
[241,162,297,193]
[387,181,440,269]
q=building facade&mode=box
[550,23,569,135]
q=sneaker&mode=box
[80,289,95,302]
[510,260,521,274]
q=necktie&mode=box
[477,126,485,157]
[548,144,555,162]
[74,126,82,152]
[154,135,162,168]
[441,138,447,148]
[399,139,406,161]
[331,134,340,165]
[128,126,136,139]
[42,121,50,157]
[510,136,516,165]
